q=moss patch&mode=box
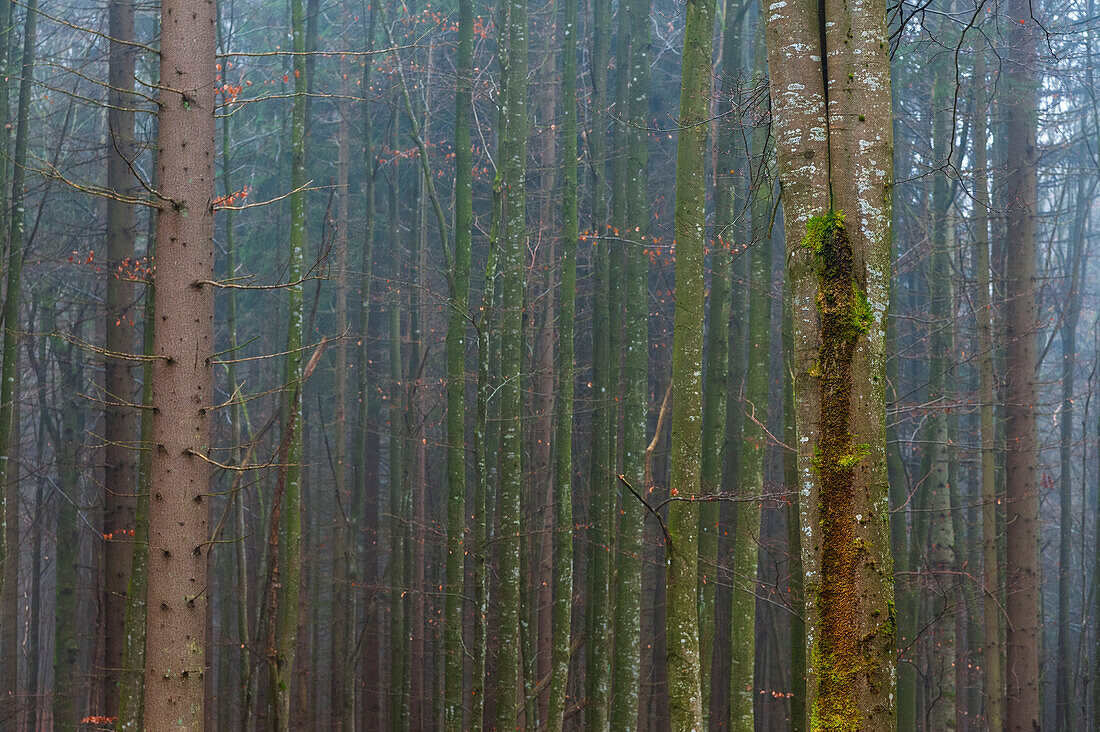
[803,212,879,730]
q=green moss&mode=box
[851,285,872,333]
[837,443,870,470]
[801,211,846,254]
[805,211,884,730]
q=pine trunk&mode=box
[104,0,138,717]
[969,44,1004,732]
[1003,0,1041,726]
[141,0,216,721]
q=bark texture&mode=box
[666,0,715,727]
[141,0,216,722]
[764,0,896,724]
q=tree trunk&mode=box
[118,209,155,732]
[0,0,35,719]
[730,81,771,732]
[764,0,896,724]
[443,0,473,724]
[356,14,378,731]
[104,0,138,718]
[585,0,613,719]
[969,43,1004,732]
[700,4,744,726]
[1056,173,1089,732]
[141,0,216,721]
[387,140,408,732]
[269,0,309,723]
[927,43,957,729]
[549,0,578,723]
[332,50,353,732]
[610,0,649,725]
[1002,2,1041,727]
[496,0,527,722]
[784,273,806,732]
[666,0,716,726]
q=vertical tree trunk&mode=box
[213,41,252,728]
[332,50,353,732]
[356,14,378,731]
[443,0,473,723]
[549,0,578,722]
[1095,317,1100,728]
[0,0,32,718]
[969,43,1003,732]
[1056,174,1088,732]
[271,0,309,723]
[927,43,957,729]
[585,0,613,719]
[0,0,37,607]
[104,0,138,718]
[784,275,806,732]
[496,0,527,722]
[141,0,216,721]
[611,0,649,725]
[764,0,896,723]
[729,37,771,731]
[53,324,85,727]
[709,7,748,728]
[1,364,18,722]
[700,4,744,725]
[0,0,17,525]
[666,0,715,726]
[387,134,408,732]
[118,212,156,732]
[0,0,36,718]
[730,82,771,731]
[471,231,497,732]
[1002,2,1041,728]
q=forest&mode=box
[0,0,1089,727]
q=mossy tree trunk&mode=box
[443,0,473,725]
[730,124,770,732]
[783,273,806,732]
[386,106,408,732]
[699,4,745,723]
[764,0,896,723]
[548,0,578,722]
[610,0,649,727]
[585,0,613,721]
[355,14,377,730]
[496,0,528,723]
[665,0,715,726]
[0,0,37,718]
[118,201,155,732]
[271,0,309,723]
[0,0,37,651]
[729,36,771,732]
[332,51,353,732]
